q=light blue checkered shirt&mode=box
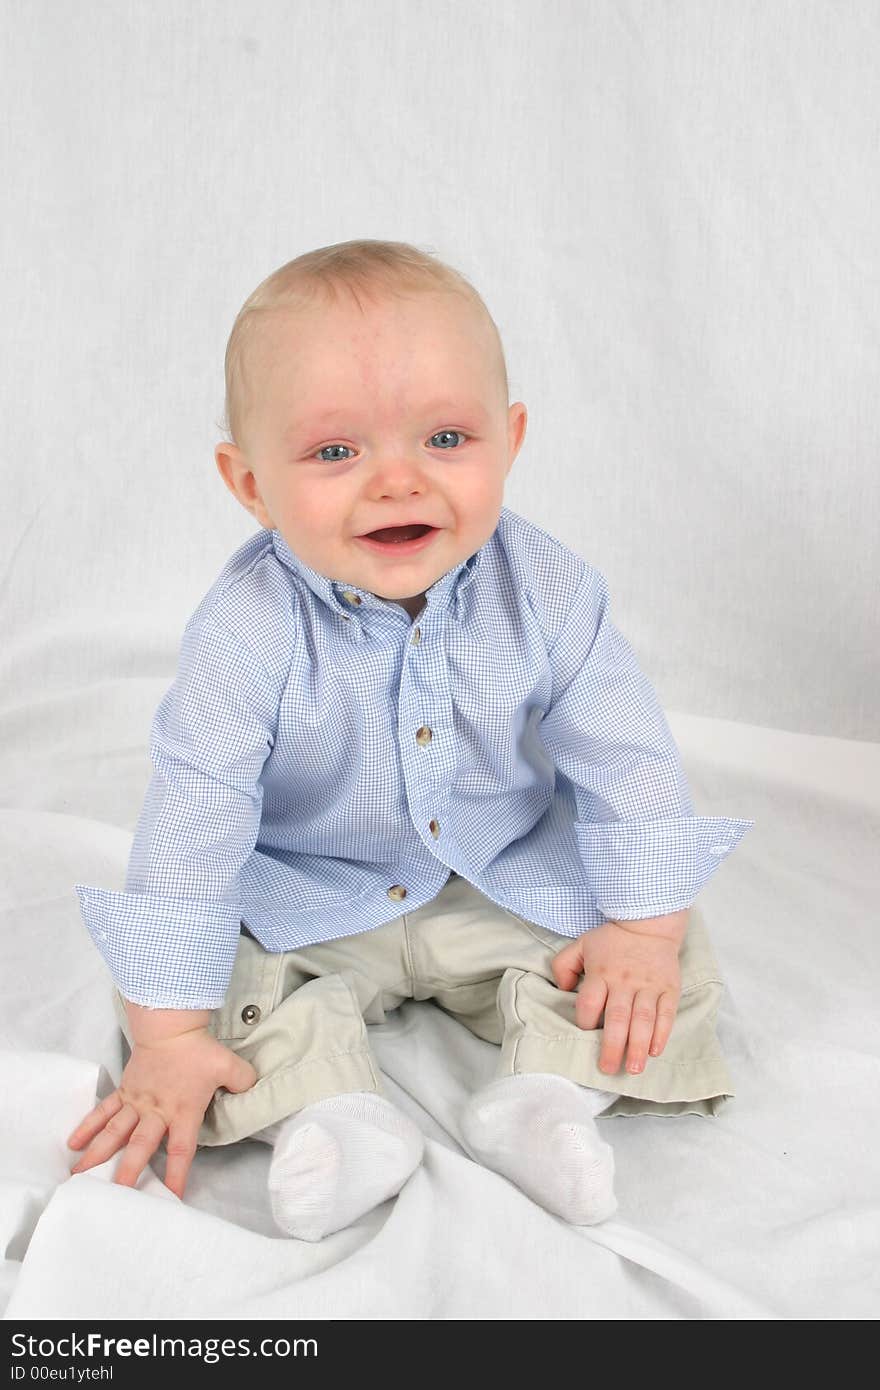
[75,505,754,1009]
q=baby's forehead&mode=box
[246,297,506,422]
[266,289,496,358]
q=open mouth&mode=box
[356,523,439,555]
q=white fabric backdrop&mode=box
[2,0,878,1322]
[2,0,878,737]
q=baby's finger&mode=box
[67,1091,124,1151]
[69,1103,138,1175]
[624,989,658,1075]
[648,991,680,1058]
[598,989,634,1075]
[162,1116,203,1200]
[550,939,586,992]
[574,974,608,1031]
[113,1113,169,1189]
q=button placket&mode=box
[406,621,448,848]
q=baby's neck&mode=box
[394,594,426,621]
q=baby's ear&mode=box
[214,441,242,492]
[214,444,272,527]
[507,401,528,462]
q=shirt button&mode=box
[415,725,433,746]
[342,590,362,605]
[411,626,421,644]
[387,885,407,902]
[429,819,440,838]
[241,1004,261,1025]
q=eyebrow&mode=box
[284,399,488,436]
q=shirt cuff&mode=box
[572,814,755,919]
[74,884,242,1009]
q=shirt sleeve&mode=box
[73,614,282,1008]
[536,563,755,920]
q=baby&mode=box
[69,239,754,1240]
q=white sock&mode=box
[253,1091,425,1242]
[459,1072,620,1225]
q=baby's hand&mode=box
[550,914,686,1077]
[66,1030,257,1199]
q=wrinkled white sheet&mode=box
[2,699,878,1320]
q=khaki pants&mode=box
[115,870,735,1147]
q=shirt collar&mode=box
[270,527,486,624]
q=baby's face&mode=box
[216,290,527,616]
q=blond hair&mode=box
[216,238,509,447]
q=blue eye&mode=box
[429,430,467,449]
[316,444,354,462]
[314,431,468,463]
